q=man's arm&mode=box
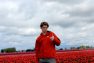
[52,32,61,46]
[35,38,40,61]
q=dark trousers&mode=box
[39,58,56,63]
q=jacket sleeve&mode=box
[35,37,40,61]
[52,32,61,46]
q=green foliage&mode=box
[1,47,16,53]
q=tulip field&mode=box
[0,49,94,63]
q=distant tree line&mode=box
[0,45,94,53]
[0,47,35,53]
[58,45,94,50]
[1,48,16,53]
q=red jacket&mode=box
[35,31,61,60]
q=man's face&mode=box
[41,25,48,33]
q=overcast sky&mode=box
[0,0,94,50]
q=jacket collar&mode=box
[40,31,51,36]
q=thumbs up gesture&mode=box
[50,36,54,41]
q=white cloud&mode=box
[0,0,94,50]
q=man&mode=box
[35,22,61,63]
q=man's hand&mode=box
[50,36,54,41]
